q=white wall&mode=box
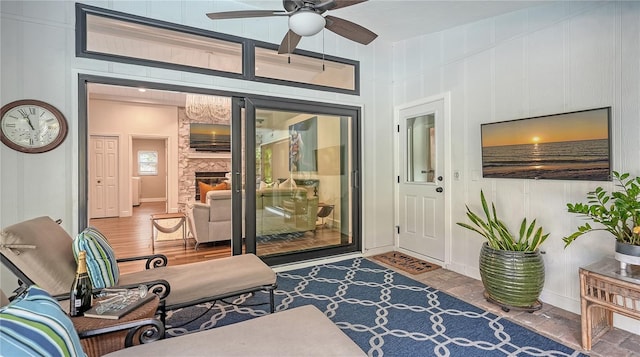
[392,1,639,333]
[0,1,395,293]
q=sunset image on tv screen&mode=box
[189,123,231,152]
[481,107,610,181]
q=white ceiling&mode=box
[233,0,547,42]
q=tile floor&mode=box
[374,260,640,357]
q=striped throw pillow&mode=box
[0,285,86,357]
[72,227,120,289]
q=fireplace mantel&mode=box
[187,152,231,159]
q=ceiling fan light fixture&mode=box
[288,10,326,37]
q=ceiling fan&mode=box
[206,0,378,54]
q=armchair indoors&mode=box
[191,188,318,247]
[0,216,276,324]
[191,190,245,250]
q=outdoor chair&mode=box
[0,216,277,324]
[1,285,364,357]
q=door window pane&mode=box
[406,114,435,183]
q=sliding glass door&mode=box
[78,75,360,266]
[241,98,361,265]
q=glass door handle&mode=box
[235,171,241,193]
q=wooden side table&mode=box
[150,212,187,250]
[579,258,640,350]
[71,295,160,357]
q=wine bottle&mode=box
[70,250,93,317]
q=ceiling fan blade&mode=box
[206,10,287,20]
[324,15,377,45]
[278,30,302,54]
[331,0,367,10]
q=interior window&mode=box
[138,150,158,176]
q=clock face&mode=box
[1,100,67,153]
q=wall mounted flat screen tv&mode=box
[189,123,231,152]
[481,107,611,181]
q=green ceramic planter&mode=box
[479,242,545,309]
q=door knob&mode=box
[436,187,443,193]
[437,176,443,181]
[97,180,101,184]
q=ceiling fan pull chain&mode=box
[288,32,292,63]
[322,30,326,71]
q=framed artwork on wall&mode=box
[289,116,318,172]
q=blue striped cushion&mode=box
[72,227,120,289]
[0,285,86,357]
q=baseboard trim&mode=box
[362,245,395,257]
[140,198,166,203]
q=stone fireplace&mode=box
[194,171,228,201]
[177,107,231,210]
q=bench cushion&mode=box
[117,253,276,308]
[0,216,76,296]
[104,305,365,356]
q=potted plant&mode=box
[457,190,549,312]
[564,171,640,268]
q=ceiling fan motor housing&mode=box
[206,0,376,54]
[288,9,326,36]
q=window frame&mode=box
[137,150,159,176]
[76,3,360,95]
[250,41,360,94]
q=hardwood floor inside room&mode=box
[89,202,344,274]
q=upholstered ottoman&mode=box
[104,305,365,356]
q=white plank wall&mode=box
[392,1,640,333]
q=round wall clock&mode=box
[1,99,68,153]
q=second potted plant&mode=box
[565,171,640,269]
[457,190,549,312]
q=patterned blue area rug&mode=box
[166,258,586,357]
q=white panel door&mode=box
[89,136,119,218]
[397,99,445,262]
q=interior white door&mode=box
[89,135,119,219]
[397,98,445,262]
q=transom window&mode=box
[76,3,359,95]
